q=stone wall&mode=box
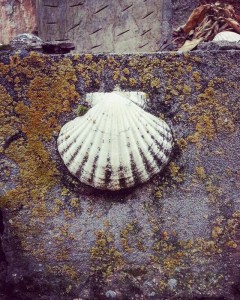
[0,49,239,299]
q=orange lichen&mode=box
[0,55,80,264]
[0,84,16,146]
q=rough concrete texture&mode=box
[198,41,240,51]
[0,50,240,299]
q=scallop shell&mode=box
[58,92,173,191]
[213,31,240,42]
[86,91,147,109]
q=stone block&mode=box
[0,50,239,299]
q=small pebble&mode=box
[168,278,177,290]
[105,290,117,298]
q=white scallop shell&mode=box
[213,31,240,42]
[58,92,173,191]
[86,91,147,109]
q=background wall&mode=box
[1,0,240,46]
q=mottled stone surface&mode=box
[198,41,240,51]
[0,50,240,299]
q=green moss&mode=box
[77,105,88,116]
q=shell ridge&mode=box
[124,106,154,178]
[116,101,135,188]
[108,99,125,186]
[137,111,173,156]
[58,116,91,154]
[127,107,172,171]
[86,103,115,187]
[137,109,172,144]
[115,99,137,187]
[126,107,163,177]
[58,116,95,162]
[122,106,149,185]
[60,105,107,177]
[74,109,108,184]
[89,101,114,189]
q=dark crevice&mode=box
[68,21,81,31]
[90,28,102,35]
[69,2,84,7]
[139,42,149,49]
[141,28,151,36]
[90,44,102,50]
[0,211,4,235]
[43,4,58,7]
[117,29,130,37]
[3,131,27,150]
[94,5,109,14]
[142,11,154,19]
[0,211,6,270]
[122,3,133,12]
[55,39,70,41]
[0,210,7,292]
[46,22,57,25]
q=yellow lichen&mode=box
[195,166,207,180]
[212,226,223,239]
[226,240,238,249]
[0,62,10,75]
[0,85,16,147]
[84,54,93,60]
[129,78,137,86]
[192,71,201,82]
[151,78,161,88]
[113,70,120,81]
[70,198,79,208]
[177,138,188,150]
[90,230,123,278]
[182,84,191,95]
[169,162,185,183]
[123,68,130,75]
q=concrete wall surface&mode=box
[0,49,240,299]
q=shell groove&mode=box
[58,92,173,191]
